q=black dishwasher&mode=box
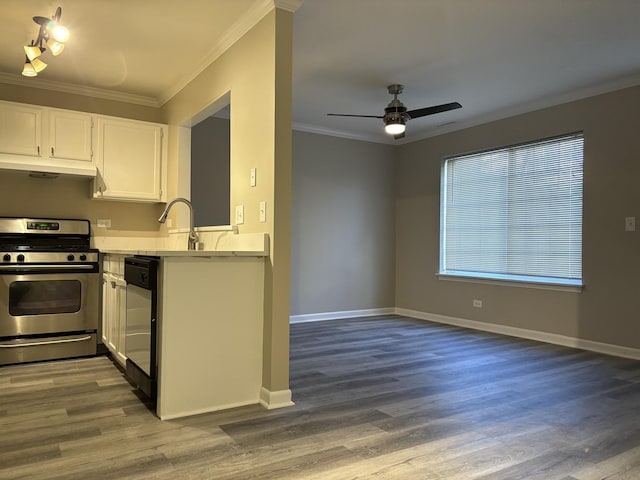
[124,256,159,402]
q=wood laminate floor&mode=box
[1,315,639,479]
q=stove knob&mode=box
[17,254,25,262]
[67,254,75,261]
[2,254,10,262]
[79,254,87,261]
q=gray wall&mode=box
[291,131,396,316]
[395,85,640,349]
[191,116,230,226]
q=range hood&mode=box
[0,156,97,178]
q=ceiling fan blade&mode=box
[327,114,384,118]
[393,132,405,140]
[406,102,462,119]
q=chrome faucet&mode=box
[158,197,199,250]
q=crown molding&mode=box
[408,72,640,144]
[293,121,394,145]
[157,0,278,105]
[0,72,160,107]
[274,0,304,12]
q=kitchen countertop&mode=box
[95,232,269,258]
[100,249,268,257]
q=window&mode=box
[440,133,583,287]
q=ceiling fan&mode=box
[327,84,462,139]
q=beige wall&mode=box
[160,9,293,393]
[291,131,396,315]
[0,83,163,122]
[396,85,640,349]
[0,84,165,235]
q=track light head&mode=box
[24,43,44,61]
[30,57,47,73]
[21,58,37,77]
[47,39,65,56]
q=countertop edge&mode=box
[100,249,268,257]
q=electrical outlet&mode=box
[235,205,244,225]
[96,219,111,228]
[473,299,483,308]
[625,216,635,232]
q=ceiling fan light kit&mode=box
[384,116,406,135]
[21,6,69,77]
[328,84,462,140]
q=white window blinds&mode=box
[440,133,583,286]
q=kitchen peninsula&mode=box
[98,230,269,420]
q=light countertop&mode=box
[94,232,269,258]
[100,249,267,257]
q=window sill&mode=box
[436,272,583,293]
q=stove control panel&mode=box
[26,221,60,231]
[0,252,99,264]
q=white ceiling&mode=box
[1,0,640,144]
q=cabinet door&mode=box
[49,109,92,162]
[101,272,110,346]
[93,116,166,202]
[113,276,128,366]
[0,101,42,157]
[107,275,119,355]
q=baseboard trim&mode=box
[290,308,396,324]
[158,398,260,421]
[259,387,295,410]
[396,307,640,360]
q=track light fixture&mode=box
[21,6,69,77]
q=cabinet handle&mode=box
[51,147,55,156]
[0,335,92,348]
[37,145,40,156]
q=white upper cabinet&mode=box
[49,108,92,162]
[0,102,42,157]
[93,115,167,203]
[0,100,96,177]
[0,101,168,201]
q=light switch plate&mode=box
[259,201,266,223]
[235,205,244,225]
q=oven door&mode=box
[0,269,99,337]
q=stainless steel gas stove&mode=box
[0,217,99,365]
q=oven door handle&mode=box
[0,264,96,271]
[0,335,93,348]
